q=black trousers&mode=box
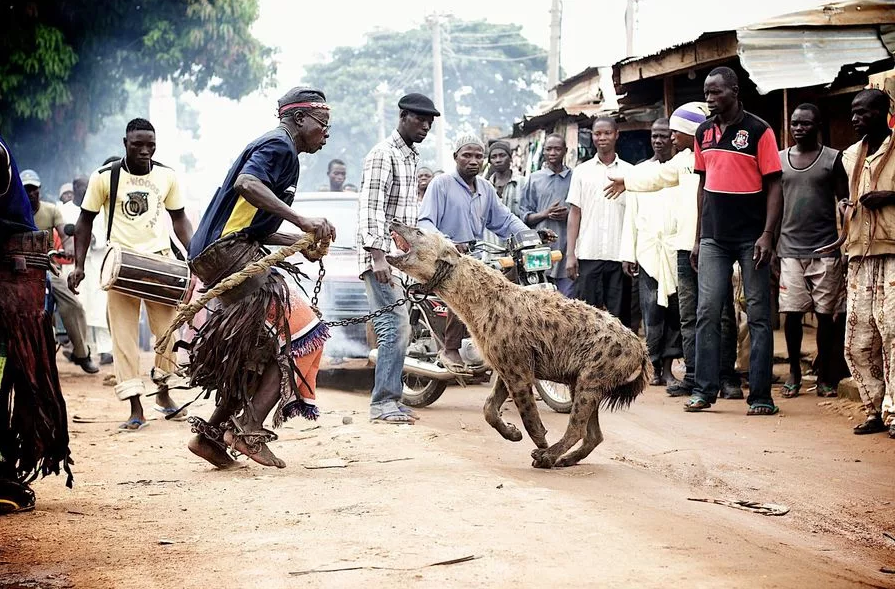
[575,259,623,318]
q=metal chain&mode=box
[309,259,451,328]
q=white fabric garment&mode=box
[81,214,109,329]
[60,200,80,225]
[619,159,679,307]
[623,148,699,252]
[566,154,632,261]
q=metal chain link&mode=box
[309,259,411,328]
[309,259,451,328]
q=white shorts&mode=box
[778,256,846,315]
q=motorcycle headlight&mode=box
[522,247,553,272]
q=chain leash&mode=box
[309,259,452,328]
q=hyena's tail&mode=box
[601,343,652,412]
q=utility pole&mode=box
[547,0,562,92]
[625,0,637,57]
[374,82,389,142]
[428,13,446,168]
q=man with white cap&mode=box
[418,133,529,370]
[58,182,79,225]
[358,92,439,424]
[605,102,741,399]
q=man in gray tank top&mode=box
[777,103,850,398]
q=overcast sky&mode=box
[176,0,827,203]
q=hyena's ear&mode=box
[438,243,461,266]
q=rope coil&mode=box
[154,233,329,354]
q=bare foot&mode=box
[187,434,238,469]
[223,430,286,469]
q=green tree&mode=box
[300,19,547,189]
[0,0,274,193]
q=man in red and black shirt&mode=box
[685,66,783,416]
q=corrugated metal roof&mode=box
[737,27,891,94]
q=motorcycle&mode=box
[368,229,573,413]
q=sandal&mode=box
[396,403,420,421]
[683,397,712,412]
[781,383,801,398]
[371,402,415,425]
[816,384,838,398]
[747,403,780,416]
[437,351,471,375]
[118,417,149,431]
[154,405,189,421]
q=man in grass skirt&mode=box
[0,136,73,513]
[186,88,336,469]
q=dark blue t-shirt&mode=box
[189,127,299,258]
[0,136,37,234]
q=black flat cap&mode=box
[277,87,327,116]
[398,93,440,117]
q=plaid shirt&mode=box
[356,130,420,275]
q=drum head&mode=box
[100,243,122,290]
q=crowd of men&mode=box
[1,65,893,512]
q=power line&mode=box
[450,40,533,49]
[448,30,522,39]
[448,52,548,62]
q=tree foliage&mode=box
[0,0,274,193]
[300,18,547,189]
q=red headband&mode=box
[277,102,330,116]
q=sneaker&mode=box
[720,380,744,400]
[666,379,693,397]
[71,353,99,374]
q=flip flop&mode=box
[396,403,420,421]
[154,405,189,421]
[816,384,838,398]
[370,409,415,425]
[118,417,149,431]
[781,383,801,398]
[747,403,780,416]
[437,351,472,375]
[684,397,712,412]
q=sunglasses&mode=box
[305,112,331,132]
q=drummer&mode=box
[69,118,193,431]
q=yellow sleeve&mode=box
[51,203,63,226]
[163,170,184,211]
[81,170,107,213]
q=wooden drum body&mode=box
[100,244,192,306]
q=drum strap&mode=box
[105,159,185,260]
[106,159,123,243]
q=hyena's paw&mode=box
[530,448,555,469]
[504,422,524,442]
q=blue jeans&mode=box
[363,271,410,407]
[677,250,738,387]
[694,239,773,405]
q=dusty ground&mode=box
[2,348,895,588]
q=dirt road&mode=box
[2,360,894,588]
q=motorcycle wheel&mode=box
[536,380,572,413]
[401,374,448,408]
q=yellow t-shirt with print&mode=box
[81,162,184,254]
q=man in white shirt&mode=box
[619,118,682,386]
[566,117,632,318]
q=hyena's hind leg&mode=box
[530,390,591,469]
[554,400,604,467]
